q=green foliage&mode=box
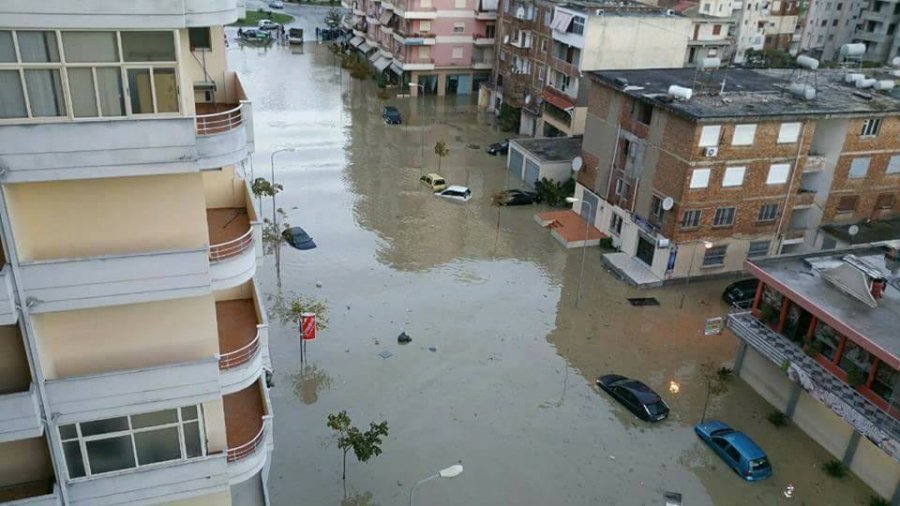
[434,140,449,172]
[324,7,342,30]
[251,177,282,199]
[846,363,868,387]
[870,496,891,506]
[497,103,520,133]
[823,459,847,478]
[268,290,329,331]
[534,177,574,207]
[326,411,389,486]
[374,73,388,89]
[766,411,788,427]
[599,237,614,250]
[340,54,373,80]
[805,339,824,358]
[703,362,732,396]
[759,306,778,325]
[261,209,289,255]
[231,10,294,26]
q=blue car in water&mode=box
[695,421,772,481]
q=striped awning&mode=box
[389,62,404,75]
[349,36,364,47]
[368,49,381,62]
[379,11,393,25]
[358,42,371,52]
[374,57,392,73]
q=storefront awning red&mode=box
[542,89,575,112]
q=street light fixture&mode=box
[270,147,298,228]
[678,239,714,309]
[410,83,427,162]
[409,464,463,506]
[566,197,593,308]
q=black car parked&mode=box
[597,374,670,422]
[722,278,759,308]
[486,139,509,156]
[382,106,402,125]
[494,189,541,206]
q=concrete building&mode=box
[799,0,866,61]
[661,0,738,65]
[0,1,273,504]
[727,247,900,504]
[852,0,900,63]
[574,67,900,286]
[344,0,497,95]
[506,135,583,186]
[733,0,801,63]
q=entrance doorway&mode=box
[636,234,656,266]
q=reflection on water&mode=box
[291,363,333,405]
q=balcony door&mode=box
[126,66,178,115]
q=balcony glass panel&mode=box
[62,32,119,63]
[63,441,86,478]
[121,32,176,62]
[872,363,898,402]
[24,69,65,117]
[18,31,60,63]
[132,409,178,428]
[839,340,874,378]
[758,284,783,325]
[0,32,14,62]
[86,436,137,474]
[81,417,129,437]
[134,427,181,465]
[0,70,26,118]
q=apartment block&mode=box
[733,0,801,62]
[727,247,900,502]
[574,67,900,285]
[663,0,738,65]
[799,0,866,61]
[345,0,497,95]
[852,0,900,62]
[0,1,273,504]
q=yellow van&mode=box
[420,173,447,191]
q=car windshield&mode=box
[646,401,667,416]
[710,428,735,437]
[750,457,770,470]
[434,179,445,185]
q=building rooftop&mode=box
[823,217,900,245]
[589,67,900,121]
[510,136,583,162]
[555,0,678,16]
[748,247,900,363]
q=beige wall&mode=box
[213,281,254,302]
[6,174,208,262]
[0,324,31,393]
[202,166,247,209]
[851,435,900,501]
[202,398,227,454]
[33,295,218,379]
[0,437,52,487]
[163,490,231,506]
[584,17,692,70]
[179,26,230,116]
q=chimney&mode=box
[871,278,887,300]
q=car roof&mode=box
[425,173,444,179]
[384,106,399,112]
[721,432,767,459]
[729,278,758,289]
[445,185,469,192]
[620,380,660,403]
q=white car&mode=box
[258,19,281,30]
[269,0,285,8]
[435,186,472,202]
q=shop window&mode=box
[839,340,873,386]
[758,285,783,325]
[871,362,898,403]
[811,320,840,361]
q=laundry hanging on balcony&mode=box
[550,12,573,32]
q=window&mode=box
[839,340,873,378]
[731,124,756,146]
[59,406,205,479]
[876,193,896,209]
[848,157,870,179]
[699,125,721,147]
[537,65,545,83]
[632,101,653,125]
[747,240,770,258]
[18,31,60,62]
[766,163,790,184]
[540,38,547,52]
[188,27,212,50]
[722,166,746,187]
[777,122,801,143]
[570,16,585,35]
[713,207,736,227]
[62,31,118,62]
[502,0,509,11]
[453,22,465,33]
[871,362,898,402]
[681,210,701,229]
[544,9,552,26]
[452,47,464,59]
[812,320,840,360]
[610,213,623,235]
[757,203,778,222]
[703,245,728,266]
[650,195,665,221]
[887,156,900,175]
[713,24,722,35]
[860,117,881,137]
[0,31,66,119]
[704,3,711,11]
[485,24,495,37]
[837,195,859,213]
[419,21,432,32]
[690,168,711,189]
[0,31,14,62]
[614,178,629,197]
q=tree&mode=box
[326,411,389,496]
[434,140,449,173]
[251,177,282,225]
[325,8,342,30]
[268,290,329,331]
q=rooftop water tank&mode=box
[668,85,693,100]
[840,43,866,57]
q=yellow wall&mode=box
[33,296,218,379]
[202,166,246,209]
[851,435,900,501]
[0,437,52,487]
[202,398,227,454]
[179,26,230,115]
[0,324,30,393]
[163,491,231,506]
[213,281,254,302]
[5,174,208,262]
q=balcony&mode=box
[205,174,261,291]
[804,154,827,172]
[0,439,58,505]
[551,57,580,78]
[782,227,808,244]
[474,35,495,46]
[728,312,900,461]
[0,483,59,506]
[44,358,220,424]
[224,380,273,485]
[216,283,269,394]
[392,31,436,45]
[2,0,244,29]
[794,189,816,208]
[0,385,42,444]
[475,0,499,20]
[395,57,436,71]
[394,1,437,19]
[195,71,255,170]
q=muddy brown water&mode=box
[228,32,875,505]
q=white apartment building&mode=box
[674,0,738,65]
[0,1,273,504]
[733,0,801,62]
[799,0,866,60]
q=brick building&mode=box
[573,67,900,285]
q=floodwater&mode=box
[228,28,876,506]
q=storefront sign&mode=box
[666,245,678,274]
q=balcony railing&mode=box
[227,424,266,462]
[804,154,827,172]
[196,104,244,136]
[794,189,816,207]
[210,228,254,263]
[220,333,261,370]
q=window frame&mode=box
[681,209,701,229]
[731,124,756,146]
[722,166,746,187]
[747,240,770,258]
[757,203,778,222]
[848,157,870,179]
[836,195,859,213]
[876,193,895,210]
[690,168,711,189]
[860,117,882,137]
[703,245,728,266]
[777,122,801,143]
[698,125,721,147]
[570,16,585,35]
[712,206,736,228]
[766,163,791,185]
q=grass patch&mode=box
[870,497,890,506]
[231,9,295,26]
[823,459,847,478]
[766,411,788,427]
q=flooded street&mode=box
[229,31,875,505]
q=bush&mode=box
[716,367,733,381]
[497,103,520,133]
[870,496,890,506]
[846,363,867,387]
[375,73,387,89]
[823,459,847,478]
[534,177,574,208]
[599,237,614,250]
[766,411,788,427]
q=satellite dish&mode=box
[848,225,860,236]
[571,156,583,172]
[662,197,674,211]
[524,94,532,105]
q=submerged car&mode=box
[269,0,285,8]
[597,374,669,422]
[722,278,758,308]
[494,189,540,206]
[382,106,402,125]
[487,139,509,156]
[282,227,316,250]
[420,173,447,191]
[239,28,271,41]
[695,421,772,481]
[435,186,472,202]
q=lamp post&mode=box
[270,147,297,229]
[679,239,713,309]
[410,83,426,162]
[566,197,593,309]
[409,464,463,506]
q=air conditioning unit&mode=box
[657,237,671,249]
[704,147,719,157]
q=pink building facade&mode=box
[343,0,498,95]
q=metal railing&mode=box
[196,104,243,136]
[209,228,254,262]
[219,332,261,370]
[226,424,266,463]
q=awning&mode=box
[358,42,371,52]
[349,36,364,47]
[480,0,498,10]
[374,57,392,73]
[542,89,575,112]
[368,49,381,62]
[389,62,404,75]
[550,12,573,32]
[379,11,393,25]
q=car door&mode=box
[615,388,641,417]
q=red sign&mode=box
[300,313,316,341]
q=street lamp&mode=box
[409,464,463,506]
[270,147,298,228]
[566,197,593,309]
[678,239,714,309]
[410,83,426,162]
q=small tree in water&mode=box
[268,291,329,331]
[326,411,389,496]
[324,8,342,30]
[434,140,449,173]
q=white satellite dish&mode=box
[571,156,583,172]
[662,196,674,211]
[848,225,860,236]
